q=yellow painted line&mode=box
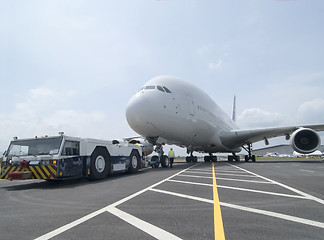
[212,162,225,240]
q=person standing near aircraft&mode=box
[168,148,175,168]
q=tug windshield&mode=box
[6,137,63,157]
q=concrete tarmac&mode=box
[0,159,323,240]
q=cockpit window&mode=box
[157,86,165,92]
[163,86,172,93]
[141,85,171,93]
[145,86,155,90]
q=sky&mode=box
[1,0,324,155]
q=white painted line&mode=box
[34,207,109,240]
[178,174,273,184]
[214,170,247,174]
[185,170,258,178]
[150,188,213,204]
[299,169,315,173]
[214,173,259,178]
[151,188,324,229]
[185,170,212,175]
[178,174,212,179]
[188,168,212,172]
[220,202,324,229]
[168,179,307,199]
[217,185,308,199]
[107,206,182,240]
[111,163,201,208]
[228,164,324,205]
[34,163,201,240]
[168,179,213,187]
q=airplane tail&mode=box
[232,95,236,123]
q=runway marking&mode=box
[214,170,248,174]
[212,162,226,240]
[107,206,182,240]
[34,163,201,240]
[185,170,258,178]
[299,169,315,173]
[168,179,213,187]
[211,173,259,178]
[168,179,307,199]
[188,168,212,172]
[185,170,213,175]
[150,188,324,229]
[228,164,324,205]
[179,174,273,184]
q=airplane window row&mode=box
[139,85,172,93]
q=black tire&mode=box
[90,147,110,180]
[129,150,140,173]
[228,156,233,162]
[186,157,190,162]
[151,156,159,168]
[245,155,249,162]
[161,155,169,168]
[251,155,256,162]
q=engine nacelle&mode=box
[128,138,154,156]
[290,128,321,154]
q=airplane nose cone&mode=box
[126,92,148,133]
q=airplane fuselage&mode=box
[126,76,241,153]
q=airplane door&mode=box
[186,95,195,116]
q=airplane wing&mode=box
[219,124,324,150]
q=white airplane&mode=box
[126,75,324,166]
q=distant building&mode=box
[253,144,324,156]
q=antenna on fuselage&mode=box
[232,95,236,123]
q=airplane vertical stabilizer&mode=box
[232,95,236,123]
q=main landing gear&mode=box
[186,150,198,162]
[227,153,240,162]
[204,153,217,162]
[243,143,256,162]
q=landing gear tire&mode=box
[129,150,140,173]
[244,155,256,162]
[90,147,110,180]
[151,156,159,168]
[161,155,169,168]
[186,156,197,162]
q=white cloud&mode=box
[0,87,109,151]
[208,59,223,71]
[297,98,324,123]
[197,43,214,55]
[237,108,285,128]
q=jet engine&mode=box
[290,128,321,154]
[128,138,154,156]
